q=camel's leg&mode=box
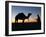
[16,20,18,23]
[23,20,24,23]
[15,20,18,23]
[15,20,16,23]
[28,19,29,22]
[17,20,18,23]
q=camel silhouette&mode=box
[15,12,32,23]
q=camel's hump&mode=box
[15,13,26,19]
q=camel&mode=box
[15,12,32,23]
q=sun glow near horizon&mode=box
[12,17,37,23]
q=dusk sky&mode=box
[12,6,41,21]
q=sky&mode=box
[11,6,41,22]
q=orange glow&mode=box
[12,18,37,23]
[24,19,28,23]
[29,18,37,22]
[28,16,37,22]
[18,19,23,23]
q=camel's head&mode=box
[28,13,32,17]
